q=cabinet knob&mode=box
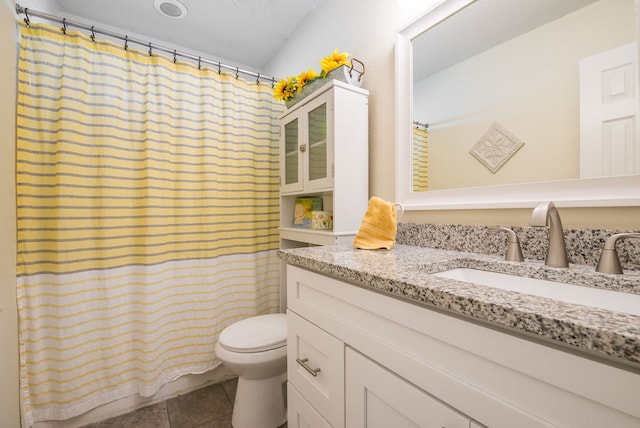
[296,357,321,377]
[299,144,307,153]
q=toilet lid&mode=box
[219,313,287,353]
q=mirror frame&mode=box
[395,0,640,210]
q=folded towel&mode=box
[353,196,398,250]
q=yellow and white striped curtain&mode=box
[412,125,429,191]
[16,22,283,426]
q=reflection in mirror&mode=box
[412,121,429,191]
[395,0,640,210]
[412,0,637,192]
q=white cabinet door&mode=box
[346,347,472,428]
[287,310,344,428]
[281,114,304,193]
[287,383,332,428]
[303,91,334,192]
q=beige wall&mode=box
[264,0,435,201]
[1,0,19,426]
[264,0,640,230]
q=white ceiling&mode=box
[55,0,328,71]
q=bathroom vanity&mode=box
[279,245,640,428]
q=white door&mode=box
[345,347,472,428]
[579,42,640,178]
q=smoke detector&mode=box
[153,0,188,19]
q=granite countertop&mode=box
[278,244,640,369]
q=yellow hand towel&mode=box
[353,197,398,250]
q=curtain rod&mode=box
[413,120,429,129]
[15,3,278,86]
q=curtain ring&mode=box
[271,77,276,88]
[235,66,239,79]
[124,35,128,51]
[148,42,152,57]
[24,8,30,27]
[256,73,260,85]
[61,18,67,35]
[90,25,96,43]
[173,49,177,64]
[198,56,201,70]
[217,62,221,74]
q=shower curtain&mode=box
[16,22,283,426]
[412,125,429,191]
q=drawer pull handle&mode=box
[296,357,321,377]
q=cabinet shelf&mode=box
[279,227,358,247]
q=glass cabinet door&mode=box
[307,103,327,182]
[281,116,303,193]
[280,90,334,195]
[304,92,333,191]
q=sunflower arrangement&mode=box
[273,49,351,102]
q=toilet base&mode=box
[232,371,287,428]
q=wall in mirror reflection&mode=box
[412,0,636,192]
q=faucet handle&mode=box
[596,233,640,274]
[489,227,524,262]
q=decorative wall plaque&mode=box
[469,123,525,173]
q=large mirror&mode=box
[396,0,640,210]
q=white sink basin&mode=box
[433,268,640,316]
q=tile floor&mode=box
[81,378,287,428]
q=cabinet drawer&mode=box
[346,347,472,428]
[287,310,344,428]
[287,383,332,428]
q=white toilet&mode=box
[215,313,287,428]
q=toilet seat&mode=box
[218,313,286,353]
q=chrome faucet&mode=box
[529,201,569,268]
[488,227,524,262]
[595,233,640,274]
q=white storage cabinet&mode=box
[278,80,368,248]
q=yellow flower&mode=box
[273,76,298,101]
[297,68,319,92]
[272,49,353,102]
[320,49,350,76]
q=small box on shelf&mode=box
[311,211,333,230]
[292,197,323,228]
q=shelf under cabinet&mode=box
[279,227,357,246]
